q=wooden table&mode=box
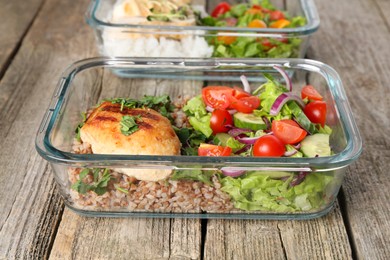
[1,0,389,259]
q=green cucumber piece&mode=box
[233,112,266,131]
[288,101,318,134]
[213,133,231,146]
[300,133,331,157]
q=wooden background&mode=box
[0,0,389,259]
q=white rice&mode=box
[102,31,214,58]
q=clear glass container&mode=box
[35,58,362,219]
[85,0,320,59]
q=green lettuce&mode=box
[221,171,334,212]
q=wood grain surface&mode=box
[0,0,44,77]
[0,0,389,259]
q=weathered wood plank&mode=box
[204,204,352,260]
[0,0,97,258]
[0,0,44,77]
[309,0,390,259]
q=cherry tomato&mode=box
[211,2,231,18]
[230,96,260,113]
[248,19,267,28]
[202,86,234,110]
[301,85,323,101]
[304,101,327,127]
[232,86,251,99]
[271,119,307,144]
[270,19,291,28]
[198,143,232,156]
[269,10,285,21]
[210,109,233,134]
[253,135,285,157]
[259,38,275,50]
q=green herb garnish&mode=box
[105,95,175,122]
[75,112,87,142]
[120,115,142,136]
[71,168,112,195]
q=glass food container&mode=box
[85,0,320,59]
[35,58,362,219]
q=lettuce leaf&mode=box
[221,171,334,212]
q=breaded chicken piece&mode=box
[80,101,181,181]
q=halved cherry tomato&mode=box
[304,101,327,127]
[248,19,267,28]
[301,85,323,101]
[198,143,232,156]
[211,2,231,18]
[272,119,307,144]
[270,19,291,28]
[269,10,285,21]
[217,35,237,45]
[259,38,275,50]
[202,86,234,110]
[253,135,285,157]
[230,96,260,113]
[210,109,233,134]
[232,86,251,99]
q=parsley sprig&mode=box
[120,115,142,136]
[71,168,112,195]
[75,112,87,142]
[106,95,175,122]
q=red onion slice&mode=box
[270,93,305,116]
[273,65,292,92]
[284,149,298,157]
[240,75,251,93]
[221,167,246,177]
[206,105,214,112]
[206,106,236,115]
[228,127,252,137]
[236,136,260,145]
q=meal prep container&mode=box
[36,58,361,219]
[86,0,319,59]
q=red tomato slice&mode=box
[198,144,232,156]
[230,96,260,114]
[301,85,323,101]
[202,86,234,110]
[210,109,233,134]
[233,86,251,99]
[211,2,231,18]
[271,119,307,144]
[304,101,327,127]
[253,135,285,157]
[269,10,285,21]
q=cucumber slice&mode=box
[288,101,318,134]
[233,112,266,131]
[213,133,230,146]
[300,133,331,157]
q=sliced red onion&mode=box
[236,136,260,145]
[262,116,271,131]
[221,167,246,177]
[240,75,251,93]
[290,171,310,187]
[228,109,237,115]
[284,149,298,157]
[293,143,301,149]
[273,65,292,92]
[206,106,214,112]
[206,106,236,115]
[270,93,305,116]
[235,144,251,155]
[228,127,252,137]
[225,17,237,26]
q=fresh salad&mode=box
[200,0,307,58]
[73,66,336,212]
